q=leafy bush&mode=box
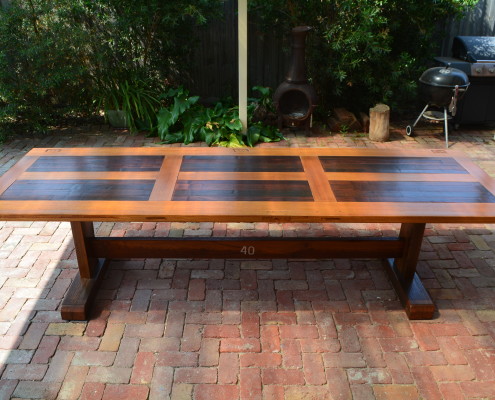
[97,78,161,133]
[249,0,478,114]
[0,0,223,131]
[157,87,283,147]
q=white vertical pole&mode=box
[238,0,248,134]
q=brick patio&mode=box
[1,122,495,399]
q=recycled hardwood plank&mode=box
[319,155,468,174]
[172,180,313,202]
[180,155,304,172]
[28,155,164,172]
[0,155,39,196]
[19,171,159,181]
[330,181,495,203]
[301,156,336,202]
[149,155,183,201]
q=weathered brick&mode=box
[260,326,280,353]
[220,338,260,353]
[0,380,17,400]
[163,311,186,338]
[204,325,240,338]
[43,350,74,382]
[59,336,100,351]
[188,279,206,301]
[403,351,447,366]
[130,352,156,384]
[430,365,476,381]
[218,353,239,384]
[279,325,319,339]
[437,336,468,365]
[379,337,419,352]
[174,367,217,384]
[326,368,352,400]
[241,312,259,338]
[45,322,85,336]
[2,363,48,380]
[194,384,239,400]
[383,352,413,384]
[323,352,366,368]
[281,339,302,368]
[57,365,89,400]
[199,338,220,367]
[181,324,203,352]
[99,323,125,352]
[460,381,495,398]
[86,318,107,337]
[139,337,179,353]
[240,353,281,368]
[86,366,132,384]
[373,385,419,400]
[302,353,326,385]
[360,337,386,368]
[438,382,465,400]
[149,366,174,400]
[411,366,443,399]
[299,338,340,353]
[32,335,60,364]
[73,351,116,367]
[260,311,297,325]
[12,381,62,400]
[347,368,392,384]
[339,326,361,353]
[262,368,304,385]
[240,368,262,400]
[156,351,198,367]
[102,384,149,400]
[18,322,48,349]
[125,323,164,338]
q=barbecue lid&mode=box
[452,36,495,62]
[419,66,469,88]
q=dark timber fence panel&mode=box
[188,0,289,102]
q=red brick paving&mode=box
[1,123,495,399]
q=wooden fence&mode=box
[440,0,495,55]
[188,1,289,101]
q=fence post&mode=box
[238,0,248,134]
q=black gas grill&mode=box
[435,36,495,125]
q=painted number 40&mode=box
[241,246,255,256]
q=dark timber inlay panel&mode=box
[173,180,313,201]
[28,156,165,172]
[320,156,468,174]
[0,180,155,201]
[331,181,495,203]
[180,156,304,172]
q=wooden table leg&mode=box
[383,223,435,319]
[61,222,108,320]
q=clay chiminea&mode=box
[273,26,318,132]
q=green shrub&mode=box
[0,0,223,131]
[156,87,284,147]
[249,0,479,114]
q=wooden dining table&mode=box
[1,146,495,320]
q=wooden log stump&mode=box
[369,104,390,142]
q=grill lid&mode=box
[452,36,495,62]
[419,66,469,88]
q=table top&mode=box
[1,147,495,223]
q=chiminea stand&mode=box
[274,26,317,132]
